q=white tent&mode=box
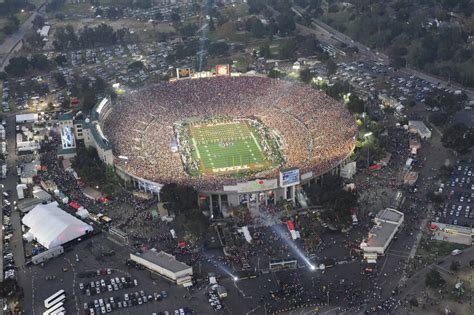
[22,202,93,249]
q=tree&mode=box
[305,174,357,229]
[4,57,29,76]
[259,43,271,59]
[46,0,66,12]
[30,54,48,70]
[276,13,296,35]
[298,35,321,56]
[134,0,152,9]
[441,123,474,154]
[325,58,338,76]
[208,42,229,56]
[439,165,454,180]
[426,191,444,205]
[299,68,313,83]
[72,146,106,185]
[154,11,163,21]
[54,54,67,66]
[248,0,267,14]
[233,57,249,72]
[170,8,181,23]
[25,32,45,50]
[160,183,198,215]
[32,15,45,30]
[279,39,297,59]
[246,17,266,38]
[429,112,448,126]
[3,15,20,35]
[53,71,67,88]
[268,68,284,79]
[347,95,365,114]
[179,23,198,37]
[425,270,445,288]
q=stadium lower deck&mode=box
[188,120,270,175]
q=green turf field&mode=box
[189,121,270,175]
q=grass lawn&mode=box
[189,121,269,175]
[411,232,470,271]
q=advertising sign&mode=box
[280,168,300,187]
[216,64,230,76]
[176,67,191,79]
[237,179,278,193]
[61,126,75,149]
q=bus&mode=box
[44,294,65,310]
[43,301,63,315]
[50,307,65,315]
[44,290,65,308]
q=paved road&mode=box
[0,1,47,71]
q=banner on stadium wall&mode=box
[176,67,191,79]
[279,168,300,187]
[216,64,230,76]
[237,179,278,193]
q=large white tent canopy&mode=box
[22,202,93,249]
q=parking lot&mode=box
[23,233,244,315]
[434,160,474,227]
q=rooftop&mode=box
[365,221,399,248]
[408,120,431,136]
[376,208,404,224]
[132,251,191,273]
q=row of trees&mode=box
[4,54,49,77]
[258,34,328,62]
[52,24,128,51]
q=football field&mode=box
[189,121,270,175]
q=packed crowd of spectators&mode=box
[102,76,357,190]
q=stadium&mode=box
[84,75,357,212]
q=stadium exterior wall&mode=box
[111,149,353,212]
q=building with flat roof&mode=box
[408,121,432,139]
[130,251,193,286]
[361,208,404,262]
